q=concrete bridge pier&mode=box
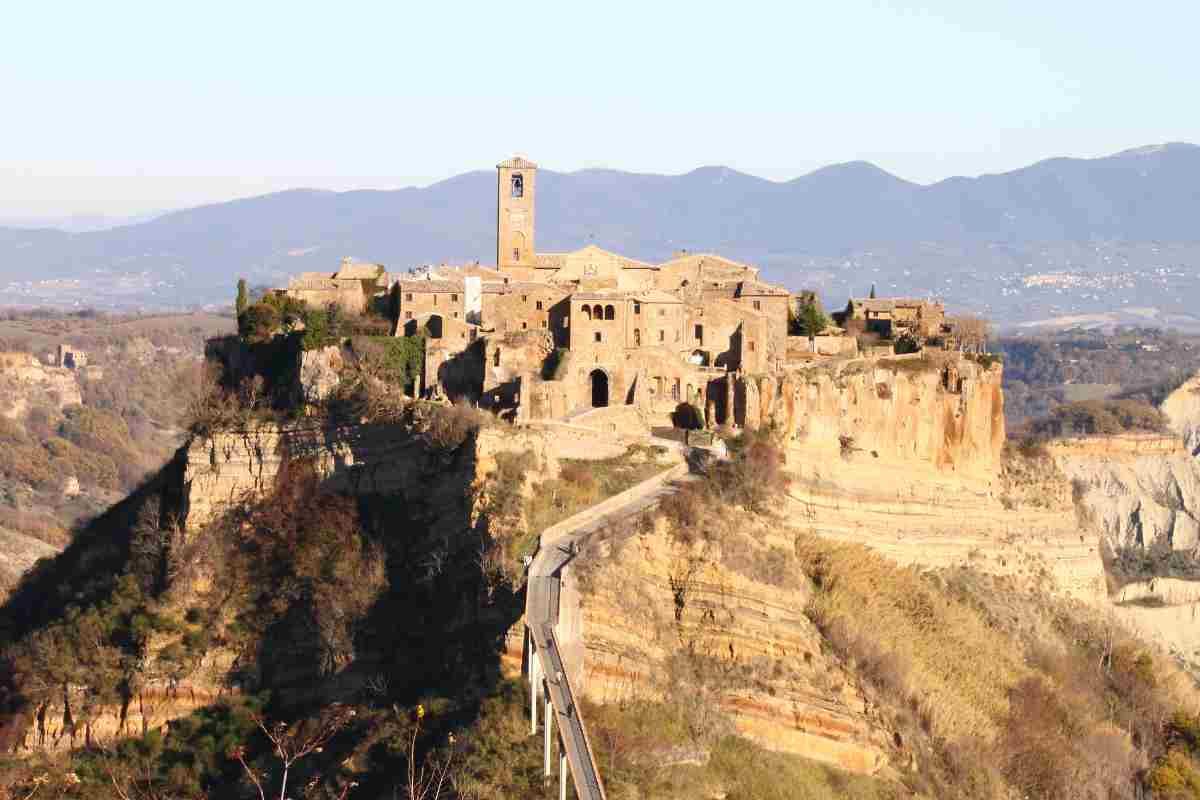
[560,738,568,800]
[529,638,540,735]
[544,694,554,777]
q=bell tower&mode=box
[497,156,536,274]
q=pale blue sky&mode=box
[1,0,1196,217]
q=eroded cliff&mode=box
[738,354,1005,475]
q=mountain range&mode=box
[3,142,1199,326]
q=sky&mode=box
[1,0,1198,219]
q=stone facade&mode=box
[284,257,391,313]
[836,297,946,339]
[272,156,865,435]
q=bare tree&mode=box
[948,315,993,353]
[231,705,356,800]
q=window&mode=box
[594,331,602,343]
[453,312,459,319]
[604,305,615,320]
[658,308,666,317]
[749,341,756,352]
[511,173,524,198]
[582,306,592,321]
[522,295,528,303]
[541,319,547,328]
[659,330,665,342]
[406,292,413,302]
[433,295,438,305]
[634,329,641,346]
[536,300,543,310]
[521,321,527,330]
[634,302,641,315]
[514,248,520,261]
[452,293,458,302]
[753,300,761,310]
[405,311,412,319]
[494,349,501,367]
[695,324,704,343]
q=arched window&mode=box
[604,305,615,320]
[592,304,604,319]
[633,329,641,346]
[582,305,592,321]
[511,173,524,198]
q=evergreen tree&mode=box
[869,283,876,299]
[236,279,249,317]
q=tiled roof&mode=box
[632,289,683,304]
[534,253,567,269]
[850,297,939,311]
[736,280,790,297]
[334,262,385,280]
[571,290,636,301]
[398,279,463,293]
[498,156,538,169]
[481,281,563,294]
[657,252,756,273]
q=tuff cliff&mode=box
[1,416,559,754]
[737,354,1005,475]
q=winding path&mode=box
[524,460,692,800]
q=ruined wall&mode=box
[739,354,1006,474]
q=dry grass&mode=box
[795,532,1025,744]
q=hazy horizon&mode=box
[4,0,1198,218]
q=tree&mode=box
[869,283,876,299]
[950,315,993,353]
[790,302,831,336]
[236,279,249,318]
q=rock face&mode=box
[1060,443,1200,556]
[297,345,344,404]
[0,352,83,420]
[13,418,561,755]
[1163,374,1200,455]
[740,355,1005,474]
[182,421,558,530]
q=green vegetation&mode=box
[998,326,1200,425]
[789,300,831,336]
[1026,398,1169,438]
[478,444,674,582]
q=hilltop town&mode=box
[11,160,1200,800]
[259,156,964,437]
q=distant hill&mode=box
[2,143,1199,324]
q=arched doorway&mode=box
[425,314,443,339]
[590,369,609,408]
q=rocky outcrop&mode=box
[182,420,558,529]
[0,353,82,420]
[739,354,1005,474]
[1058,449,1200,555]
[297,345,344,404]
[1163,374,1200,455]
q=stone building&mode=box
[285,257,391,313]
[277,155,852,433]
[54,344,87,370]
[836,297,946,339]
